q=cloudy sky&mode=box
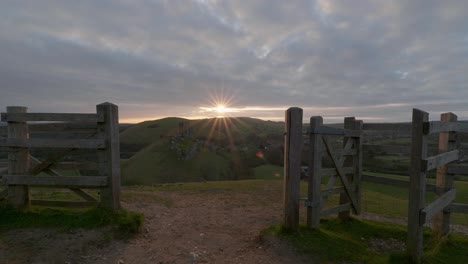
[1,0,467,123]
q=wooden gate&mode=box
[0,103,120,210]
[306,116,363,228]
[283,107,362,229]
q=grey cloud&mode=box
[1,0,467,122]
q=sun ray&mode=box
[230,117,254,135]
[226,117,248,146]
[205,117,221,147]
[221,117,242,168]
[221,117,237,151]
[191,119,213,146]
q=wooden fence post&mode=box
[308,116,323,228]
[339,117,355,220]
[354,120,363,215]
[432,112,457,235]
[97,103,121,210]
[408,109,429,263]
[283,107,303,230]
[7,106,30,209]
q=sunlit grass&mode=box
[264,218,468,263]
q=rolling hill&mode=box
[120,117,285,185]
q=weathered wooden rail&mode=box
[0,103,121,210]
[283,107,468,263]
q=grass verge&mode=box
[0,205,143,238]
[263,218,468,263]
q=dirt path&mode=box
[1,188,311,264]
[3,185,468,263]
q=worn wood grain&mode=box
[432,112,457,235]
[1,113,103,123]
[421,189,456,225]
[407,108,429,263]
[7,106,30,209]
[283,107,302,230]
[97,103,121,210]
[0,138,105,149]
[307,116,322,228]
[423,121,460,134]
[31,200,98,208]
[355,120,363,215]
[29,131,98,139]
[422,150,459,171]
[339,117,356,220]
[28,122,98,132]
[3,175,107,187]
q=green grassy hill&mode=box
[120,117,284,185]
[121,141,231,184]
[120,117,188,146]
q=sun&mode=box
[199,103,236,118]
[215,104,227,114]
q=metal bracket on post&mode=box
[303,199,321,208]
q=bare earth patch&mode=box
[0,188,310,264]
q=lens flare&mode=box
[256,150,265,159]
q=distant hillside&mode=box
[120,117,284,185]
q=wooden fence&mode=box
[283,108,363,229]
[0,103,121,210]
[283,107,468,262]
[407,109,468,262]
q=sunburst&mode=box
[199,90,239,118]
